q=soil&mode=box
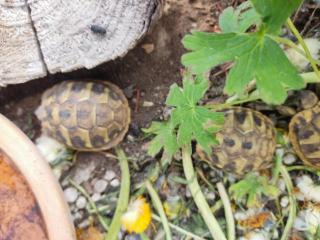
[0,0,232,158]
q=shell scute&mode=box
[36,80,130,151]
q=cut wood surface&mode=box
[0,0,162,86]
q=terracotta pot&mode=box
[0,114,76,240]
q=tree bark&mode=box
[0,0,163,86]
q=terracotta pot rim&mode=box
[0,114,76,240]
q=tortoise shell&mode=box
[197,107,276,176]
[35,81,131,151]
[289,103,320,169]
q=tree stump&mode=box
[0,0,162,86]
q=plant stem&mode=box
[105,148,130,240]
[272,36,306,56]
[280,165,297,240]
[301,72,320,83]
[151,214,206,240]
[206,94,260,110]
[217,182,235,240]
[287,18,320,80]
[145,181,172,240]
[182,145,227,240]
[69,179,109,231]
[286,165,320,176]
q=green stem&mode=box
[301,72,320,83]
[272,150,283,185]
[217,182,235,240]
[151,214,206,240]
[206,94,260,110]
[145,181,172,240]
[69,179,109,231]
[182,145,227,240]
[287,18,320,80]
[105,148,130,240]
[272,36,306,56]
[280,165,297,240]
[286,165,320,176]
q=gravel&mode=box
[64,187,79,203]
[76,196,87,209]
[94,179,108,193]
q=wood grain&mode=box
[0,0,162,86]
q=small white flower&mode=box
[296,175,320,203]
[294,208,320,234]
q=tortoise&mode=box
[289,91,320,169]
[197,107,276,176]
[35,80,131,151]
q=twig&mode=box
[182,145,227,240]
[105,148,131,240]
[152,214,206,240]
[217,182,236,240]
[301,6,319,36]
[145,180,172,240]
[280,165,297,240]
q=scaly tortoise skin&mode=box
[35,80,130,151]
[197,107,276,176]
[289,102,320,169]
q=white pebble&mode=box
[277,179,286,192]
[94,179,108,193]
[91,193,101,202]
[64,187,78,203]
[76,196,87,209]
[104,170,116,181]
[185,189,192,198]
[73,211,83,220]
[205,192,216,200]
[142,101,154,107]
[283,153,297,165]
[280,196,289,208]
[110,178,120,187]
[78,219,90,229]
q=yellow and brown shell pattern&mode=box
[35,81,130,151]
[289,103,320,169]
[197,107,276,176]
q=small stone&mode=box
[73,211,83,220]
[110,178,120,187]
[141,43,155,54]
[64,187,78,203]
[104,170,116,181]
[78,219,90,229]
[280,196,289,208]
[142,101,154,107]
[205,192,216,200]
[92,193,101,202]
[76,196,87,209]
[185,188,192,198]
[283,153,297,165]
[277,179,286,192]
[94,179,108,193]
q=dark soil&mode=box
[0,0,232,157]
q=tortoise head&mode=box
[35,105,47,121]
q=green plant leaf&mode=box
[219,1,261,33]
[229,174,279,207]
[143,121,179,158]
[166,76,224,153]
[249,0,303,34]
[182,32,304,104]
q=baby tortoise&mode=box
[289,90,320,169]
[197,107,276,176]
[35,81,130,151]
